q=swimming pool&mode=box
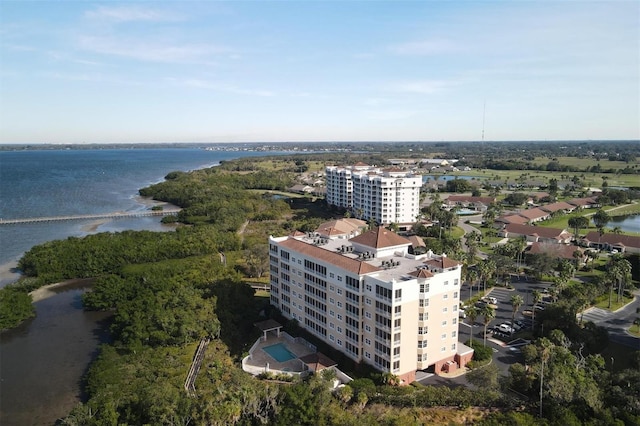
[457,208,480,215]
[263,343,297,362]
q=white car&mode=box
[484,297,498,305]
[497,323,513,333]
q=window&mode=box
[329,298,335,304]
[337,326,342,333]
[441,347,446,352]
[444,280,449,286]
[443,307,448,312]
[441,333,446,339]
[337,339,343,346]
[337,314,343,321]
[330,323,335,329]
[420,298,429,307]
[365,311,372,319]
[365,338,371,345]
[329,310,335,317]
[337,301,342,308]
[443,294,448,299]
[452,331,457,337]
[365,325,371,332]
[330,285,335,292]
[442,320,447,326]
[454,279,459,286]
[394,289,402,300]
[329,335,335,341]
[453,304,457,311]
[330,273,335,278]
[451,343,457,350]
[452,318,457,325]
[337,288,343,295]
[420,283,430,293]
[365,352,371,359]
[454,291,458,298]
[366,284,372,291]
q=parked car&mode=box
[483,296,498,305]
[459,310,467,319]
[497,323,514,333]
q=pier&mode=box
[0,208,181,225]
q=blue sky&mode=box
[1,1,638,144]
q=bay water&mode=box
[0,147,282,425]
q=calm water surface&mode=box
[0,283,112,425]
[0,148,287,425]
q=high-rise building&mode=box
[325,164,422,226]
[268,221,472,384]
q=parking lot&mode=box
[457,278,552,375]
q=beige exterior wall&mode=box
[268,231,462,383]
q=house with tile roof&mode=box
[539,201,576,214]
[444,195,496,212]
[516,208,550,223]
[499,223,572,244]
[268,226,468,384]
[568,197,600,209]
[581,232,640,254]
[526,242,585,264]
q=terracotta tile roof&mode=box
[291,230,306,237]
[527,242,583,260]
[349,227,411,249]
[504,223,570,240]
[539,201,575,213]
[408,268,434,278]
[497,214,529,225]
[568,197,599,206]
[424,256,461,269]
[299,352,337,372]
[353,162,370,167]
[517,208,549,220]
[407,235,426,247]
[583,232,640,249]
[279,238,381,275]
[315,218,367,237]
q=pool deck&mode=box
[243,334,315,375]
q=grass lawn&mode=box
[593,294,634,311]
[449,168,640,188]
[629,322,640,337]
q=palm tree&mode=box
[510,294,524,333]
[612,226,622,235]
[609,257,632,304]
[480,305,496,347]
[467,269,478,299]
[568,215,589,242]
[531,290,542,330]
[465,305,480,346]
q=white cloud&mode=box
[389,79,456,95]
[84,6,184,23]
[77,35,230,63]
[167,78,275,97]
[389,39,459,55]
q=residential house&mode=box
[499,223,572,244]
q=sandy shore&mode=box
[81,218,112,233]
[29,278,95,303]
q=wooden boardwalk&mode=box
[185,338,210,396]
[0,208,181,225]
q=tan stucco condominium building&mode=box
[268,223,471,384]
